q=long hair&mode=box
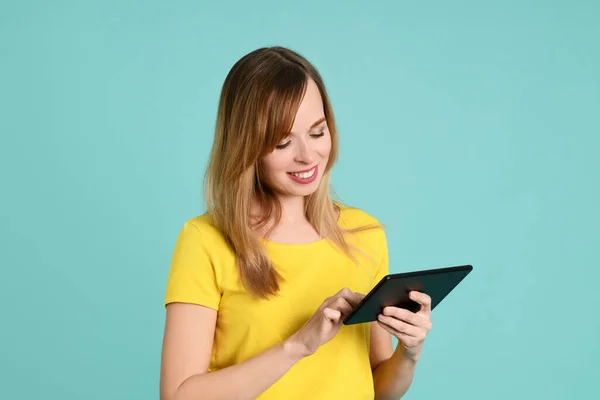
[204,46,378,299]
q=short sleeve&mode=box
[164,220,222,310]
[373,229,389,285]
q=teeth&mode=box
[291,168,316,179]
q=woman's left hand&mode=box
[376,291,433,362]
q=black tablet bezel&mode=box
[343,264,473,325]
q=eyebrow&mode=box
[287,117,327,135]
[309,117,327,130]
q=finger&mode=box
[332,287,364,308]
[378,314,421,337]
[317,296,333,311]
[333,287,353,297]
[382,307,432,330]
[377,320,399,337]
[330,297,354,316]
[343,292,366,308]
[377,321,424,347]
[352,291,366,305]
[409,291,432,315]
[323,307,342,322]
[342,292,365,308]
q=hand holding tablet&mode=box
[344,264,473,325]
[343,264,473,361]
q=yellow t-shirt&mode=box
[164,205,389,399]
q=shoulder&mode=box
[175,213,230,251]
[336,203,388,253]
[335,204,388,275]
[183,213,221,235]
[336,202,384,230]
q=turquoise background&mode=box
[1,1,598,399]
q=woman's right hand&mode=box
[287,288,365,357]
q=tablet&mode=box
[343,264,473,325]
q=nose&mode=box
[294,140,315,164]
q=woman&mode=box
[160,46,433,400]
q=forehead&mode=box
[290,79,325,132]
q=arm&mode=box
[160,288,363,400]
[370,292,433,399]
[160,302,306,400]
[370,322,417,400]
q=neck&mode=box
[250,195,308,232]
[276,195,307,224]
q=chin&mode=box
[294,186,319,197]
[281,180,322,198]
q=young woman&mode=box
[160,46,433,400]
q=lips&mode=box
[288,165,318,174]
[287,165,318,184]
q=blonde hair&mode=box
[204,46,378,299]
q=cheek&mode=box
[318,134,332,157]
[261,154,289,180]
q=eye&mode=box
[275,140,291,150]
[275,129,324,150]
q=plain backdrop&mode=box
[1,1,598,399]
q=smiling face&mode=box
[260,78,332,199]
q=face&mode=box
[260,78,332,199]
